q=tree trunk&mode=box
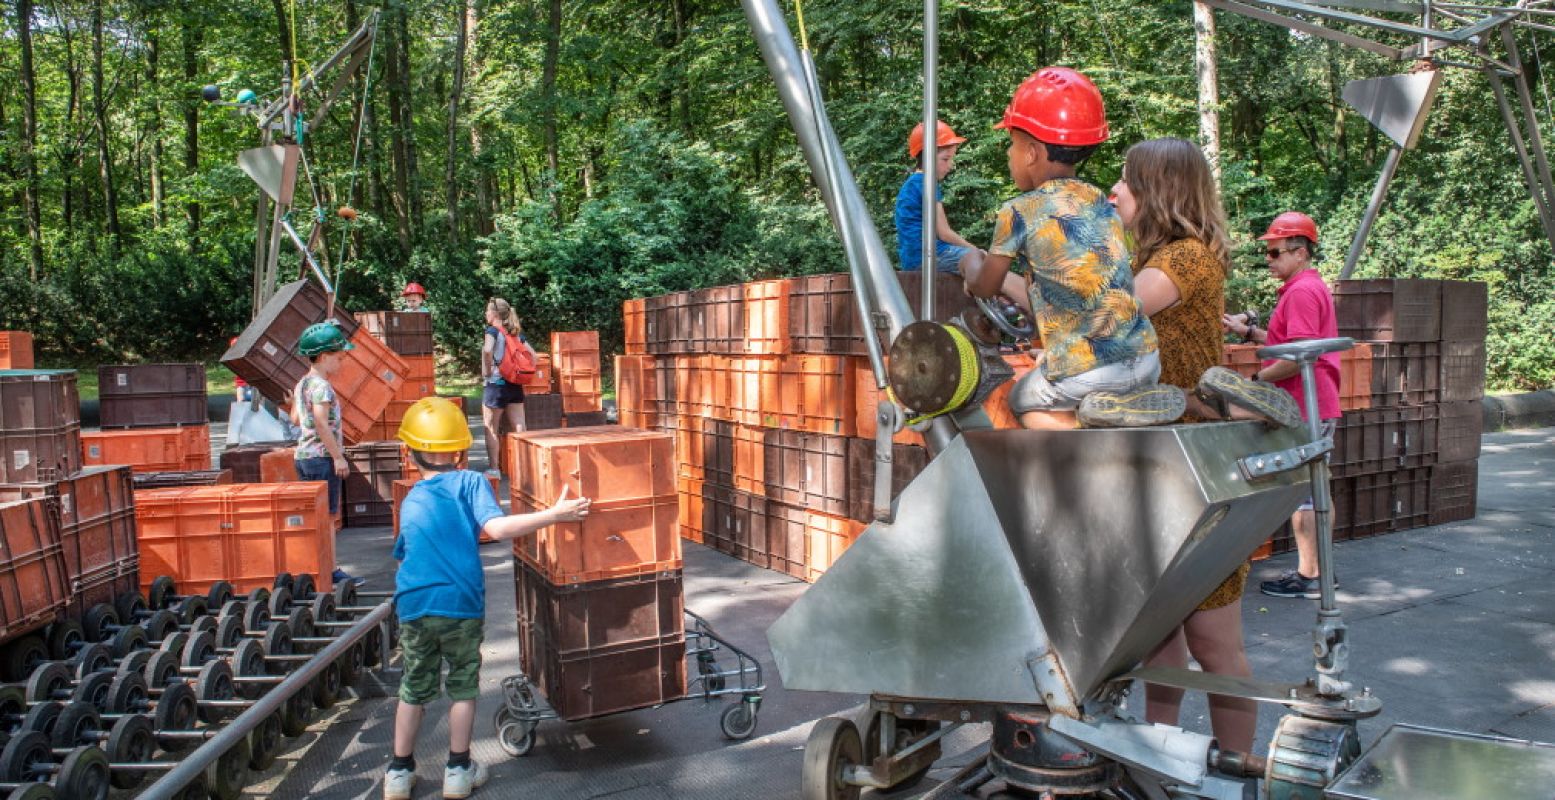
[270,0,296,80]
[91,0,122,249]
[1193,2,1221,189]
[183,11,202,239]
[446,0,470,243]
[397,5,422,233]
[542,0,561,218]
[384,7,413,256]
[467,0,494,234]
[18,0,45,279]
[146,27,165,225]
[61,18,81,233]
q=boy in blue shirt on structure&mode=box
[384,397,590,800]
[894,120,984,275]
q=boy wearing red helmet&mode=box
[1222,211,1342,599]
[965,67,1180,429]
[894,120,983,275]
[401,281,429,312]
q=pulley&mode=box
[887,320,1014,423]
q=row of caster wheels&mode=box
[0,573,388,799]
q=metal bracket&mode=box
[1025,652,1079,720]
[873,401,898,522]
[1238,437,1331,480]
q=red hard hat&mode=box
[1258,211,1319,244]
[908,120,968,160]
[402,282,427,297]
[995,67,1109,146]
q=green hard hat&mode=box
[298,321,355,357]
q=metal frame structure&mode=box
[1200,1,1555,273]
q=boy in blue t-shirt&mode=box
[383,397,590,800]
[894,120,984,275]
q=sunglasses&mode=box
[1265,245,1303,259]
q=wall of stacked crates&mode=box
[0,324,392,800]
[613,273,1039,583]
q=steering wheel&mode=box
[972,294,1037,340]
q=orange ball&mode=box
[336,206,359,221]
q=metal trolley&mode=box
[493,609,765,757]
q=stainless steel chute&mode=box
[768,422,1311,716]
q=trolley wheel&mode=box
[362,625,383,668]
[495,712,535,759]
[114,650,152,682]
[214,614,244,650]
[177,595,209,625]
[0,686,24,727]
[249,709,284,771]
[309,592,336,624]
[57,744,111,800]
[281,689,313,737]
[273,572,294,593]
[148,576,177,611]
[268,586,293,618]
[108,672,148,714]
[312,661,341,709]
[245,587,271,611]
[175,773,209,800]
[206,736,251,800]
[205,581,235,610]
[21,702,62,737]
[144,650,180,690]
[801,717,863,800]
[1,635,47,682]
[143,609,178,643]
[109,624,147,659]
[332,580,357,610]
[155,683,199,752]
[25,663,71,703]
[115,590,148,623]
[74,644,113,680]
[0,730,51,781]
[292,573,316,600]
[242,601,270,634]
[106,714,155,790]
[720,701,758,740]
[47,620,85,661]
[51,701,100,748]
[337,641,364,688]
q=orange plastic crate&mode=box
[259,448,297,483]
[726,356,778,427]
[743,280,791,355]
[550,330,600,355]
[335,329,409,444]
[520,353,554,395]
[560,393,602,414]
[731,425,767,496]
[134,482,334,594]
[614,355,658,429]
[673,416,706,482]
[676,476,706,544]
[0,332,35,370]
[763,355,855,436]
[1339,343,1373,412]
[82,426,212,474]
[801,508,865,583]
[623,299,647,355]
[1221,344,1261,379]
[510,427,674,508]
[396,355,437,401]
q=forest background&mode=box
[1,0,1552,390]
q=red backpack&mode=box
[496,329,537,383]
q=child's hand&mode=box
[550,485,591,522]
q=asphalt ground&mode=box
[207,421,1555,800]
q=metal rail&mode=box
[137,599,395,800]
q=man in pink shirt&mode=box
[1222,211,1341,599]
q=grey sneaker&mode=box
[1077,385,1187,428]
[384,767,416,800]
[1259,569,1320,599]
[1196,366,1303,428]
[443,761,489,799]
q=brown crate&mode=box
[564,411,609,427]
[98,364,208,429]
[1334,279,1442,342]
[1330,406,1437,478]
[0,370,82,484]
[0,498,69,645]
[689,286,744,353]
[1435,401,1483,463]
[514,557,683,656]
[845,438,931,523]
[524,393,565,430]
[221,279,361,405]
[1429,459,1478,526]
[132,470,233,489]
[788,274,859,355]
[1438,280,1488,343]
[1368,342,1440,407]
[760,429,848,517]
[516,581,687,721]
[1439,341,1486,402]
[220,442,293,483]
[355,311,434,356]
[0,333,35,370]
[344,441,403,526]
[1343,467,1431,539]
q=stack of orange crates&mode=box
[82,426,212,474]
[1222,343,1373,412]
[616,273,997,582]
[551,331,601,414]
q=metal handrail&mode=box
[138,598,395,800]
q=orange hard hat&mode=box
[402,282,427,297]
[336,205,358,221]
[1258,211,1319,244]
[908,120,968,160]
[995,67,1109,146]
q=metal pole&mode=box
[1500,25,1555,238]
[1483,65,1555,245]
[920,0,938,321]
[138,600,394,800]
[1340,144,1403,280]
[741,0,957,453]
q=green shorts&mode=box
[398,616,485,705]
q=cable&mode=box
[1089,0,1147,134]
[336,16,380,272]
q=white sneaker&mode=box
[443,761,489,799]
[383,767,416,800]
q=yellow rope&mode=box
[793,0,811,53]
[902,323,981,426]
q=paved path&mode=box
[242,425,1555,799]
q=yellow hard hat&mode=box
[397,397,472,453]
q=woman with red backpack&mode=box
[481,298,536,474]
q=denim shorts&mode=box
[482,382,526,410]
[901,242,973,275]
[295,456,341,514]
[1008,351,1163,413]
[399,616,484,705]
